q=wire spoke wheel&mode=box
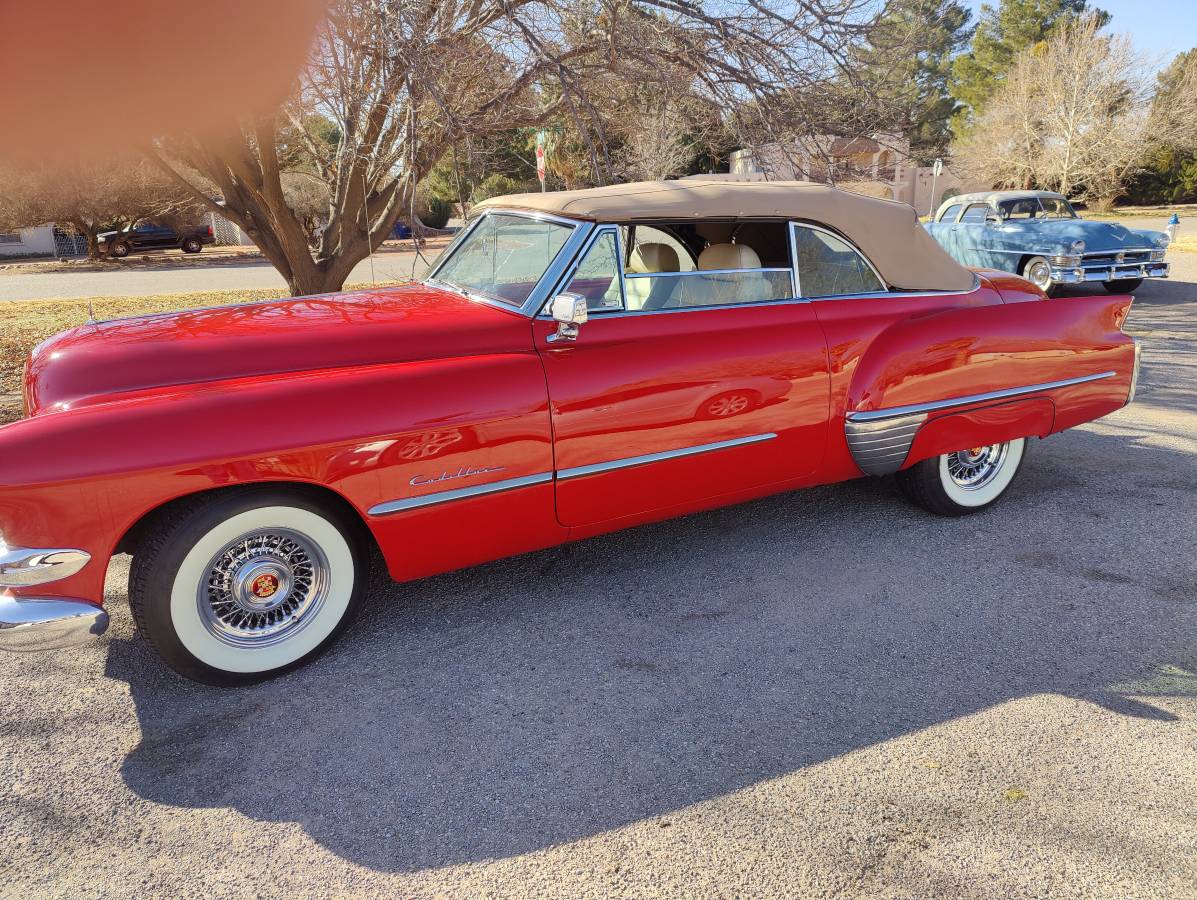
[198,527,330,649]
[944,444,1009,491]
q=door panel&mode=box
[535,303,830,527]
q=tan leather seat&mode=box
[697,243,762,271]
[681,243,767,306]
[628,242,679,274]
[626,242,679,310]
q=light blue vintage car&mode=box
[925,190,1170,294]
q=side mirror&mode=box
[985,213,1002,226]
[548,292,587,342]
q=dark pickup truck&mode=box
[97,220,216,258]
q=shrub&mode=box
[422,197,452,229]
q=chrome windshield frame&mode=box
[423,208,594,317]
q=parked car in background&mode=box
[925,190,1170,295]
[97,220,215,258]
[0,180,1141,684]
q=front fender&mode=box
[0,352,554,604]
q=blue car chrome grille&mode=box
[1083,250,1150,266]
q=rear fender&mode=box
[845,294,1135,475]
[902,397,1054,468]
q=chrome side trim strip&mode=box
[368,472,554,516]
[845,371,1117,423]
[557,432,777,480]
[622,267,794,279]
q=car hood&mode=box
[1005,218,1168,251]
[24,283,532,415]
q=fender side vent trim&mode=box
[844,413,927,476]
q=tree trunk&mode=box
[69,218,103,260]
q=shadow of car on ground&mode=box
[94,266,1197,874]
[105,410,1196,872]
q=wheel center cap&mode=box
[232,559,292,613]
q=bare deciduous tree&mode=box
[147,0,913,296]
[951,16,1183,203]
[0,158,202,259]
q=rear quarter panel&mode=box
[847,292,1136,470]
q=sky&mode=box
[963,0,1197,66]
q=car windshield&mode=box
[429,213,575,306]
[999,197,1076,220]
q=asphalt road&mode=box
[0,245,438,301]
[1,261,1195,898]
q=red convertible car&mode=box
[0,180,1141,683]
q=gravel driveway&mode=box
[1,260,1194,899]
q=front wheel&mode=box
[129,490,366,684]
[1105,278,1142,293]
[109,241,131,258]
[1021,256,1055,295]
[896,439,1027,516]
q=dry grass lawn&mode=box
[0,283,399,426]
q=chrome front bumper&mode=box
[1051,262,1169,285]
[0,593,109,651]
[0,543,104,651]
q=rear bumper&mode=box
[1127,338,1143,404]
[0,593,108,651]
[1051,262,1169,285]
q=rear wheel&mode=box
[129,490,365,684]
[896,439,1027,516]
[181,237,203,253]
[1105,278,1142,293]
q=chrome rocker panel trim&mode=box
[368,472,554,516]
[368,433,778,515]
[556,433,778,480]
[0,546,91,587]
[844,371,1117,475]
[0,593,110,651]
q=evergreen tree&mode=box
[859,0,974,163]
[950,0,1108,131]
[1126,49,1197,204]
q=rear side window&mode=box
[938,203,962,223]
[959,204,991,223]
[792,225,884,298]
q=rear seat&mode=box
[626,243,679,310]
[674,243,767,307]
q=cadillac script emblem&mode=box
[410,465,505,487]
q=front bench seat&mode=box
[627,242,681,310]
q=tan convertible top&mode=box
[475,179,975,293]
